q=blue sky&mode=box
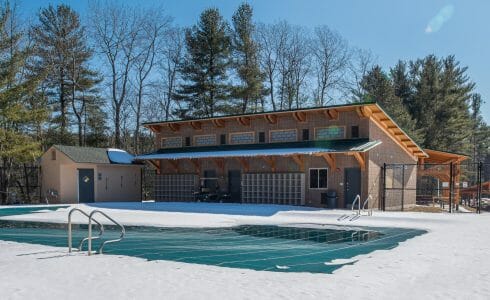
[21,0,490,122]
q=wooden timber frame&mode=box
[142,102,428,162]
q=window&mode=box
[302,129,309,141]
[229,132,254,144]
[315,126,345,140]
[51,150,56,160]
[351,126,359,138]
[258,132,265,143]
[161,137,183,148]
[270,129,297,142]
[220,134,226,145]
[185,136,191,147]
[309,168,328,189]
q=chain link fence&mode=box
[0,165,42,204]
[382,162,489,213]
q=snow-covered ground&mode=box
[0,202,489,300]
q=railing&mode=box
[337,194,360,221]
[351,194,361,216]
[88,210,125,255]
[362,195,373,216]
[68,208,104,253]
[67,208,125,255]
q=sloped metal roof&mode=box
[53,145,135,164]
[134,139,382,160]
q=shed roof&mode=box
[53,145,136,165]
[134,138,381,160]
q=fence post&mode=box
[382,163,386,211]
[401,164,405,211]
[449,162,453,213]
[477,161,482,214]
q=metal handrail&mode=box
[68,208,104,253]
[88,210,125,255]
[351,194,361,215]
[362,195,373,216]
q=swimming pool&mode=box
[0,220,425,273]
[0,205,69,217]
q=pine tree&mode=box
[175,8,232,118]
[31,4,99,145]
[0,4,46,204]
[231,3,266,113]
[360,66,421,142]
[410,55,475,153]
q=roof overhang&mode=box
[421,149,469,164]
[134,139,382,161]
[142,102,427,161]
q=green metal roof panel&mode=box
[134,139,382,160]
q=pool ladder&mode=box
[68,208,125,255]
[338,194,373,221]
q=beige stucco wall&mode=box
[96,165,142,202]
[40,146,142,203]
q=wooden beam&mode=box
[349,152,366,171]
[291,155,305,172]
[188,159,200,174]
[148,125,160,133]
[167,123,180,132]
[236,157,249,172]
[264,114,277,124]
[237,116,251,126]
[261,156,276,172]
[293,111,307,122]
[320,153,336,169]
[148,160,161,175]
[190,121,201,130]
[356,106,372,118]
[213,158,225,173]
[212,119,225,128]
[325,109,339,120]
[168,160,179,172]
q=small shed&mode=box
[40,145,142,203]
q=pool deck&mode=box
[0,203,489,300]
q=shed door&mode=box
[78,169,95,203]
[344,167,361,208]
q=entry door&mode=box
[228,170,241,202]
[78,169,95,203]
[344,167,361,208]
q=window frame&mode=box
[314,126,346,140]
[309,168,328,190]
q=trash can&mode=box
[326,190,338,209]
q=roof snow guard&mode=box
[134,139,382,160]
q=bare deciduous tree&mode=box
[311,25,350,106]
[90,2,142,148]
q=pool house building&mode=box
[136,102,428,209]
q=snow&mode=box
[1,202,489,299]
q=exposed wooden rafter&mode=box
[213,158,225,173]
[236,157,249,172]
[188,159,200,174]
[148,125,160,133]
[190,121,201,130]
[168,160,179,172]
[167,123,180,132]
[320,153,336,169]
[261,156,276,172]
[324,109,339,120]
[291,155,305,172]
[148,160,161,175]
[212,119,225,128]
[237,116,251,126]
[356,106,372,118]
[264,114,277,124]
[293,111,307,122]
[349,152,366,171]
